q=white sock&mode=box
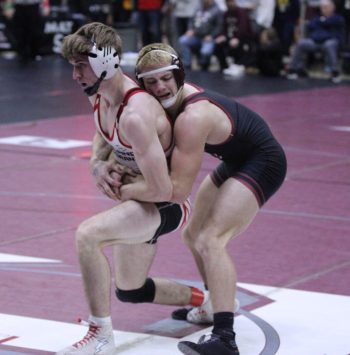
[202,290,210,305]
[89,315,112,327]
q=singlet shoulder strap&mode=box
[116,87,146,122]
[180,91,207,112]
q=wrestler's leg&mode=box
[194,177,259,312]
[113,243,192,305]
[75,200,161,317]
[182,174,221,285]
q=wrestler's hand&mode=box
[122,173,144,185]
[91,160,133,200]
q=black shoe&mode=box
[172,307,192,320]
[297,68,308,78]
[178,333,239,355]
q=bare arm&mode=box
[122,109,208,204]
[119,109,173,202]
[90,131,134,200]
[89,131,113,173]
[169,110,208,203]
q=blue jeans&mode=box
[178,34,215,70]
[290,38,340,72]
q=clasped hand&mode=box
[92,160,137,200]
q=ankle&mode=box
[88,315,112,327]
[212,328,236,340]
[212,312,234,338]
[189,287,207,306]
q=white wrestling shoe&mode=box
[186,291,240,325]
[56,320,116,355]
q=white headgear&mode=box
[88,42,120,80]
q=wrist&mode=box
[90,158,101,174]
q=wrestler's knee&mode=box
[192,223,240,258]
[75,218,99,252]
[192,231,220,259]
[115,278,156,303]
[182,224,197,248]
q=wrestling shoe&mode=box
[55,320,116,355]
[331,70,341,83]
[178,332,239,355]
[172,294,240,325]
[286,68,308,80]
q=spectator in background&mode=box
[252,0,275,33]
[171,0,200,37]
[178,0,223,71]
[256,27,283,76]
[2,0,49,65]
[338,0,350,74]
[273,0,300,56]
[137,0,163,46]
[235,0,255,7]
[235,0,275,35]
[338,0,350,44]
[111,0,134,23]
[214,0,228,11]
[233,0,275,69]
[287,0,345,83]
[306,0,322,19]
[215,0,254,75]
[64,0,114,25]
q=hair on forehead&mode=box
[61,22,123,60]
[136,43,185,89]
[137,43,178,71]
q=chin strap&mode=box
[84,71,107,96]
[160,86,184,109]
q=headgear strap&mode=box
[137,65,180,79]
[136,48,185,89]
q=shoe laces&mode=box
[193,307,208,316]
[72,319,101,349]
[198,332,238,349]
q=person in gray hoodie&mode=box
[178,0,223,71]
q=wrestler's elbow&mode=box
[162,182,173,201]
[150,179,173,202]
[171,183,191,204]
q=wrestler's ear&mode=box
[88,42,120,80]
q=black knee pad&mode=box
[115,278,156,303]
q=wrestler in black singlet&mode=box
[180,88,287,206]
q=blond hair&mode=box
[136,43,179,73]
[61,22,123,60]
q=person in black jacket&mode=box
[214,0,255,74]
[2,0,49,64]
[273,0,300,56]
[287,0,345,82]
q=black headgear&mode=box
[135,46,185,89]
